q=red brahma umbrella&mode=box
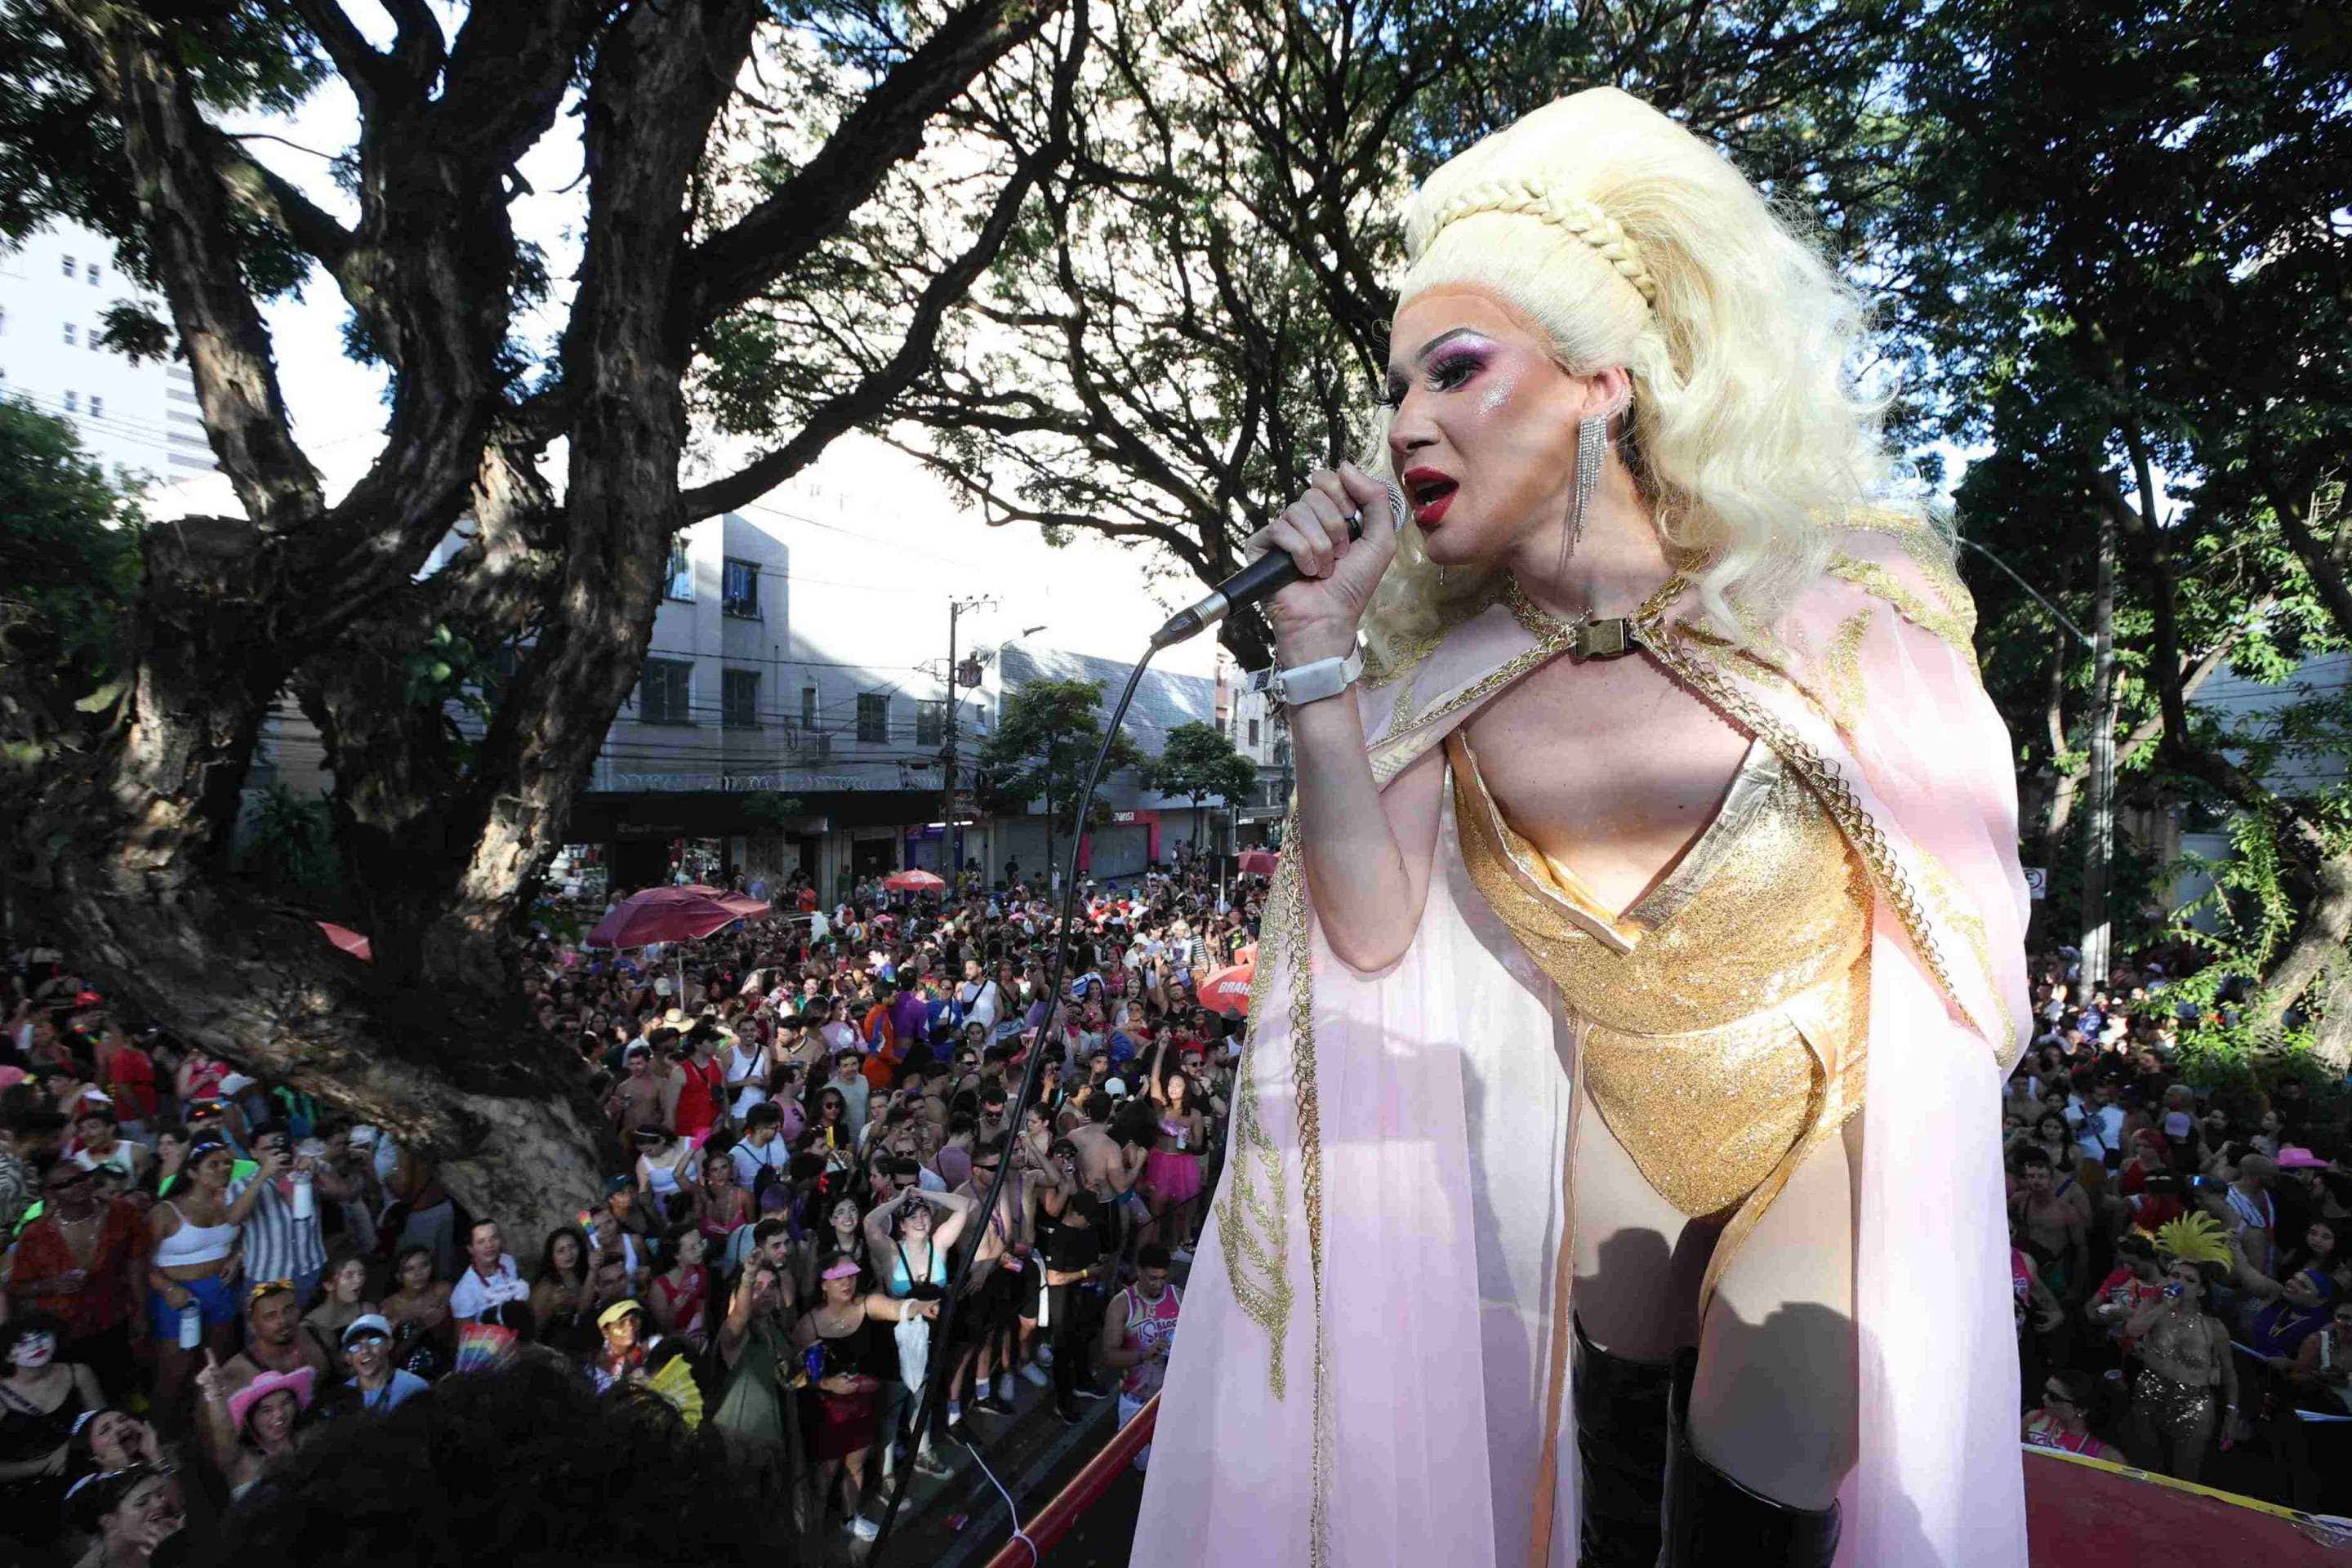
[1199,960,1255,1017]
[882,869,947,893]
[1236,849,1279,875]
[316,921,372,963]
[585,886,766,950]
[678,884,771,920]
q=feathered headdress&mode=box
[647,1354,704,1429]
[2154,1211,2232,1268]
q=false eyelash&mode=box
[1374,350,1486,411]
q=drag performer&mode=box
[1134,87,2029,1566]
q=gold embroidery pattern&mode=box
[1669,617,1801,698]
[1369,640,1574,786]
[1630,585,2007,1057]
[1364,587,1579,782]
[1275,815,1334,1568]
[1215,805,1300,1396]
[1829,558,1980,675]
[1841,508,1976,634]
[1364,624,1446,689]
[1821,608,1874,733]
[1913,844,2026,1074]
[1385,664,1426,737]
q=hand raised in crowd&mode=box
[194,1348,229,1406]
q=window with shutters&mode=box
[800,686,818,729]
[722,558,760,618]
[857,693,889,744]
[639,659,693,724]
[915,699,946,748]
[723,668,760,728]
[663,539,693,601]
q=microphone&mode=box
[1150,483,1406,648]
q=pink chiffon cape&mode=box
[1134,515,2033,1567]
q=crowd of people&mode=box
[0,853,1254,1565]
[14,844,2352,1564]
[2004,945,2352,1516]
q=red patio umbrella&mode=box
[316,921,372,963]
[1236,849,1279,875]
[882,869,947,893]
[1199,960,1254,1017]
[585,886,764,950]
[678,884,772,920]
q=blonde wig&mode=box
[1362,87,1911,659]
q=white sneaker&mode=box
[995,1373,1016,1402]
[1020,1361,1051,1388]
[849,1515,880,1542]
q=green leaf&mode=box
[72,677,129,712]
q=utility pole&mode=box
[942,595,1001,888]
[2078,507,2118,1004]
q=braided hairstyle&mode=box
[1364,87,1907,661]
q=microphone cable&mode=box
[866,648,1160,1566]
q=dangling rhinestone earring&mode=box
[1569,412,1607,560]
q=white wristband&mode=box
[1270,634,1367,707]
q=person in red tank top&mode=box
[673,1025,727,1143]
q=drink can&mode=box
[292,1170,315,1220]
[179,1302,202,1349]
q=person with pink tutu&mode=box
[1137,1040,1209,1261]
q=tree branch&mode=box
[207,128,354,271]
[287,0,401,108]
[682,1,1089,520]
[50,1,323,534]
[681,0,1061,336]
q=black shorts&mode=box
[950,1267,1018,1345]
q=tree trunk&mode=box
[36,866,614,1246]
[2303,957,2352,1078]
[2040,628,2082,860]
[2078,506,2118,1003]
[2253,848,2352,1071]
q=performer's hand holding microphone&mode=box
[1150,461,1405,656]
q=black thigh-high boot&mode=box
[1659,1348,1841,1567]
[1572,1316,1673,1568]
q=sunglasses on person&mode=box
[247,1278,296,1305]
[2042,1386,2076,1407]
[44,1169,91,1192]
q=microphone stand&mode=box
[866,648,1162,1566]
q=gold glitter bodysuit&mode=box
[1447,727,1873,1296]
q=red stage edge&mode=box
[982,1394,1158,1568]
[979,1410,2352,1566]
[2023,1446,2352,1562]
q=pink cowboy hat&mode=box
[228,1365,316,1433]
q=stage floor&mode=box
[2025,1448,2352,1561]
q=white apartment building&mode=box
[0,219,216,484]
[1223,666,1292,845]
[568,440,1227,895]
